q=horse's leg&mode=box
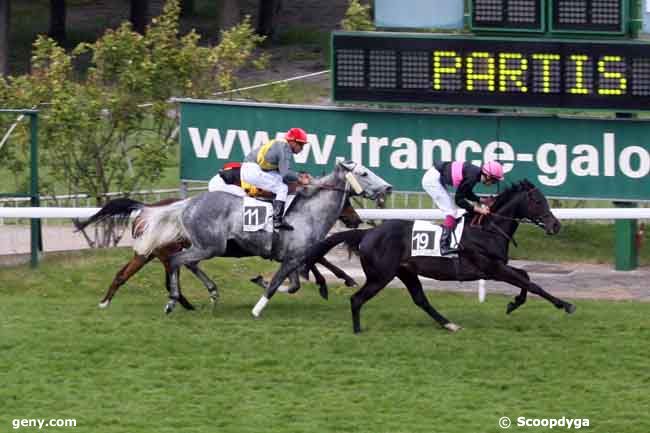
[167,246,217,314]
[309,264,330,300]
[185,261,219,303]
[252,257,303,317]
[158,247,195,310]
[317,257,357,287]
[286,271,301,294]
[350,274,393,334]
[506,268,529,314]
[98,254,153,308]
[495,264,576,314]
[396,266,460,332]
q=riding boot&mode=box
[272,200,294,231]
[439,226,458,256]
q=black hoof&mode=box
[565,303,576,314]
[250,275,268,289]
[506,302,518,314]
[318,286,329,300]
[164,302,176,314]
[344,278,358,287]
[287,286,300,294]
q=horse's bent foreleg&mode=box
[309,265,329,300]
[99,254,153,308]
[185,261,219,303]
[317,257,357,287]
[496,264,575,314]
[396,266,459,332]
[286,271,301,294]
[506,268,530,314]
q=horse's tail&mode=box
[75,198,145,231]
[131,199,190,257]
[305,229,370,268]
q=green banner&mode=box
[178,99,650,201]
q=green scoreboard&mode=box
[332,32,650,111]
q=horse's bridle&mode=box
[482,188,553,245]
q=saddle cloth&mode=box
[242,195,296,232]
[411,217,465,257]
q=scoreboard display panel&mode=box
[332,32,650,111]
[550,0,626,34]
[471,0,545,32]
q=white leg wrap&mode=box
[252,296,269,317]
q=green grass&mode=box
[1,249,649,433]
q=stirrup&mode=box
[274,220,294,231]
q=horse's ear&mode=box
[338,160,356,171]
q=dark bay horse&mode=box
[78,196,362,310]
[281,179,575,333]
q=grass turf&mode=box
[0,249,648,433]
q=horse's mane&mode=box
[491,179,536,210]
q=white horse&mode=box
[114,161,392,314]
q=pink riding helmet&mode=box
[482,160,505,181]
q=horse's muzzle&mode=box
[544,216,561,235]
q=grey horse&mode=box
[132,161,392,314]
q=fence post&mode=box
[614,201,638,271]
[29,113,42,268]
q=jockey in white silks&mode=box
[422,160,505,255]
[240,127,311,231]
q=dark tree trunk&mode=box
[0,0,9,75]
[180,0,194,17]
[218,0,240,32]
[49,0,66,44]
[257,0,281,37]
[130,0,149,34]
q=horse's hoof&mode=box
[444,323,462,332]
[287,286,300,294]
[506,302,517,315]
[345,279,358,287]
[318,287,329,300]
[164,302,176,314]
[565,303,576,314]
[98,300,110,309]
[209,290,219,304]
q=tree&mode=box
[256,0,281,38]
[218,0,240,34]
[49,0,66,44]
[130,0,149,34]
[0,0,267,246]
[180,0,194,17]
[0,0,9,75]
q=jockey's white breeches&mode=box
[207,174,226,192]
[241,162,288,201]
[422,166,458,218]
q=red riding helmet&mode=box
[285,127,308,143]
